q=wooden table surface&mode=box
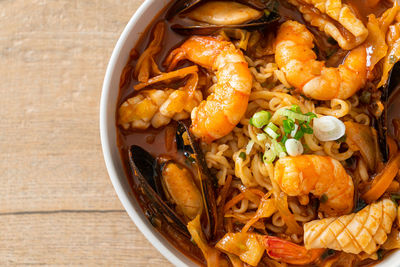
[0,0,173,265]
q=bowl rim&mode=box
[99,1,190,266]
[99,1,400,266]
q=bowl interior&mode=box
[100,1,400,266]
[100,0,195,266]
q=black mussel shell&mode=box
[376,62,400,162]
[166,0,275,20]
[128,145,190,238]
[171,10,280,35]
[166,0,202,20]
[176,121,218,241]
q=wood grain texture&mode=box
[0,0,173,265]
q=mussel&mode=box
[129,145,191,238]
[377,62,400,162]
[167,0,280,35]
[176,121,218,240]
[128,121,217,241]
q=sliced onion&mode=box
[246,140,255,155]
[285,139,303,156]
[313,116,346,141]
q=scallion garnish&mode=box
[246,140,255,155]
[264,122,280,139]
[250,110,271,128]
[257,133,267,141]
[239,152,247,160]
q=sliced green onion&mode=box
[264,122,280,139]
[250,111,271,128]
[257,133,267,141]
[267,122,279,132]
[290,105,302,113]
[263,149,276,163]
[283,119,295,134]
[294,128,305,140]
[304,112,317,120]
[246,140,255,155]
[264,127,279,139]
[239,152,246,160]
[281,109,310,122]
[281,135,288,144]
[272,139,284,153]
[290,124,299,137]
[301,123,314,134]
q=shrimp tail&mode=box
[264,236,324,265]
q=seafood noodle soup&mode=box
[116,0,400,266]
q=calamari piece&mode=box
[288,0,368,50]
[118,88,203,130]
[304,199,397,255]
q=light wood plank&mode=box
[0,0,176,265]
[0,211,172,266]
[0,0,143,212]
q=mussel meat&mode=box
[377,62,400,162]
[128,121,218,241]
[167,0,280,35]
[176,121,218,241]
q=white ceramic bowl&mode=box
[100,1,400,266]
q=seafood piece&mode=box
[167,0,270,18]
[304,199,397,255]
[118,88,202,130]
[165,36,253,142]
[176,121,217,240]
[287,0,368,50]
[275,20,367,100]
[264,236,324,265]
[185,1,263,26]
[128,145,190,237]
[273,155,354,216]
[168,0,279,35]
[216,232,265,266]
[377,62,400,162]
[161,161,203,219]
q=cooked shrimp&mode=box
[275,20,367,100]
[264,236,324,265]
[304,199,397,255]
[273,155,354,216]
[164,36,253,143]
